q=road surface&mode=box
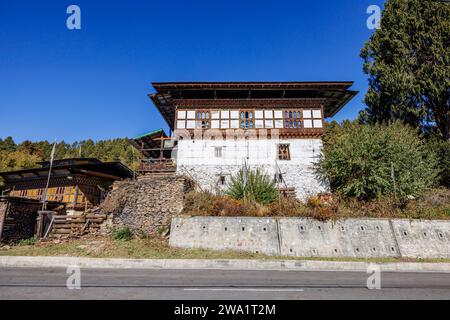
[1,267,450,300]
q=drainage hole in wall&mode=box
[391,247,396,252]
[300,226,305,231]
[423,232,427,237]
[242,227,245,231]
[334,249,338,253]
[372,248,377,252]
[403,231,408,236]
[263,227,267,232]
[318,226,322,231]
[355,248,360,252]
[290,248,293,253]
[376,226,381,231]
[224,227,228,231]
[439,233,444,239]
[341,226,345,232]
[360,226,365,231]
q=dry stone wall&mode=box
[100,176,194,235]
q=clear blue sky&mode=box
[0,0,384,143]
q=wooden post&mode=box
[0,201,10,242]
[35,211,42,239]
[73,185,79,208]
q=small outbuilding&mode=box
[0,158,134,214]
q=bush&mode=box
[181,188,450,220]
[111,227,133,241]
[225,168,278,205]
[316,121,439,200]
[18,237,36,246]
[426,138,450,188]
[182,191,262,217]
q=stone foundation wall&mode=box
[100,176,194,235]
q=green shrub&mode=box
[111,227,133,241]
[316,121,439,200]
[18,237,36,246]
[225,168,278,205]
[426,138,450,188]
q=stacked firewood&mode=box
[51,214,107,238]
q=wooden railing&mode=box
[139,158,176,174]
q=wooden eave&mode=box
[149,82,357,129]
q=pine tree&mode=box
[360,0,450,140]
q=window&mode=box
[219,175,226,185]
[196,110,210,129]
[255,110,264,128]
[176,109,187,129]
[214,147,222,158]
[284,110,302,129]
[177,109,211,129]
[230,110,240,128]
[274,110,284,128]
[278,144,291,161]
[240,110,254,129]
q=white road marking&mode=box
[184,288,304,292]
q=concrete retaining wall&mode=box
[170,217,280,255]
[391,220,450,259]
[170,217,450,259]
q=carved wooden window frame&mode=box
[278,144,291,161]
[240,109,255,129]
[284,110,303,129]
[196,110,210,129]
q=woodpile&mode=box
[51,214,107,238]
[0,199,41,243]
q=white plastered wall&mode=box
[175,138,328,200]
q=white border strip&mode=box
[1,256,450,273]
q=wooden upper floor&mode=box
[149,82,357,133]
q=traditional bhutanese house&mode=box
[136,82,357,200]
[0,158,134,213]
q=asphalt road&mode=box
[1,267,450,300]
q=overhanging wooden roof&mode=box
[0,158,134,184]
[149,82,357,130]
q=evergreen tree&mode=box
[360,0,450,140]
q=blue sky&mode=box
[0,0,384,143]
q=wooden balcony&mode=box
[138,158,176,176]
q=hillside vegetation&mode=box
[0,137,140,187]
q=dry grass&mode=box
[182,188,450,221]
[0,236,273,260]
[1,235,449,263]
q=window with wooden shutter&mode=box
[278,144,291,161]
